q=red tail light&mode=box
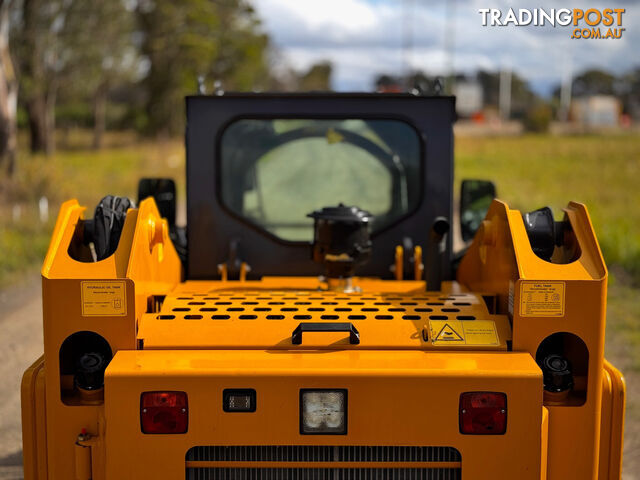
[459,392,507,435]
[140,391,188,434]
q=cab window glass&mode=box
[220,119,421,241]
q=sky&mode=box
[252,0,639,96]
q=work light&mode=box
[300,389,347,434]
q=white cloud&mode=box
[253,0,639,95]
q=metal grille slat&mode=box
[186,446,461,480]
[186,446,460,463]
[186,469,460,480]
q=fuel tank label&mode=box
[430,320,499,345]
[81,281,127,316]
[519,281,565,317]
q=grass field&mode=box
[0,132,185,287]
[455,134,640,283]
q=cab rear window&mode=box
[220,118,421,242]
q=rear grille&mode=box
[186,446,461,480]
[186,468,460,480]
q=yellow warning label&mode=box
[430,320,499,346]
[463,321,499,345]
[519,281,565,317]
[81,281,127,316]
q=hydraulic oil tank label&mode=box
[430,320,499,346]
[81,281,127,316]
[519,281,565,317]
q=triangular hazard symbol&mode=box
[434,323,464,341]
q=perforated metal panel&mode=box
[138,287,509,350]
[155,291,482,322]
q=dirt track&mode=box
[0,275,42,480]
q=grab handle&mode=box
[291,322,360,345]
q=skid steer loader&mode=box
[21,92,625,480]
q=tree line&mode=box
[0,0,332,177]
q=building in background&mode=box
[571,95,621,127]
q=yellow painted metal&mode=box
[458,199,624,479]
[599,360,626,479]
[21,356,47,480]
[413,245,424,281]
[105,349,542,479]
[20,197,625,479]
[138,285,511,350]
[394,245,403,280]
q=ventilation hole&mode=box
[212,315,230,320]
[200,307,217,312]
[241,302,258,305]
[400,302,417,306]
[215,301,232,305]
[281,307,298,312]
[415,308,433,312]
[321,302,338,305]
[439,297,456,301]
[361,297,376,300]
[295,302,311,305]
[457,315,476,320]
[239,315,258,320]
[389,308,406,312]
[375,315,393,320]
[427,302,444,306]
[385,297,402,300]
[442,308,460,312]
[254,307,271,312]
[184,314,203,320]
[268,302,285,305]
[335,307,352,312]
[362,308,379,312]
[453,302,472,306]
[321,315,339,320]
[187,301,205,306]
[227,307,244,312]
[429,315,448,320]
[157,314,175,320]
[347,302,364,305]
[403,315,421,320]
[203,297,219,300]
[374,302,390,306]
[308,307,325,312]
[172,307,190,312]
[176,297,192,300]
[266,315,285,320]
[348,315,366,320]
[293,315,312,320]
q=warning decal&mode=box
[434,323,464,342]
[81,281,127,316]
[519,281,565,317]
[430,320,499,346]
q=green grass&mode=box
[455,134,640,282]
[0,131,184,287]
